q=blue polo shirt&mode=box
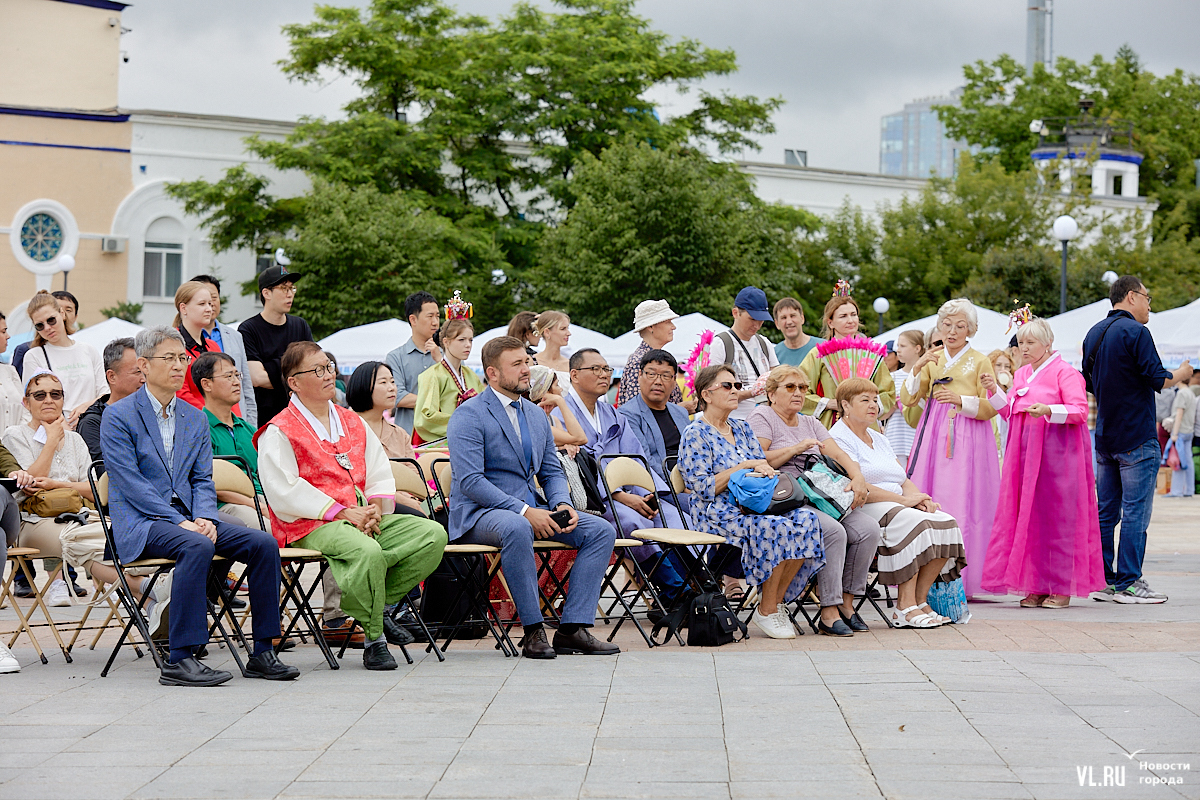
[1082,310,1173,454]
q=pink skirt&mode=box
[907,402,1000,597]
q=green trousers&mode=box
[297,514,447,640]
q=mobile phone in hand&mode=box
[550,508,573,529]
[645,494,659,512]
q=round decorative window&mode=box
[20,212,64,262]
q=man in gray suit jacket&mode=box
[617,348,692,489]
[447,337,618,659]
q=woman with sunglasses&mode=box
[678,365,824,639]
[2,372,159,611]
[19,291,104,431]
[748,365,879,636]
[900,298,1000,598]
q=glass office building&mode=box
[879,96,969,178]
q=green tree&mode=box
[533,139,808,336]
[280,181,508,338]
[100,301,143,324]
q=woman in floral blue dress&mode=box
[679,365,825,639]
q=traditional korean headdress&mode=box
[444,290,473,321]
[832,279,852,299]
[1006,302,1033,333]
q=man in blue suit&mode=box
[101,327,298,686]
[617,349,692,489]
[447,337,618,659]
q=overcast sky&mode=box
[118,0,1200,174]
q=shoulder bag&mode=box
[21,487,84,517]
[651,590,747,646]
[794,453,855,521]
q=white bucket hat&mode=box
[633,299,678,332]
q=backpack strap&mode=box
[716,331,737,367]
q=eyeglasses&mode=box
[270,284,297,295]
[938,319,970,333]
[641,369,676,385]
[293,362,337,379]
[1133,290,1152,303]
[215,370,242,382]
[776,382,805,393]
[712,381,744,392]
[575,365,614,378]
[33,316,59,332]
[27,390,64,401]
[147,354,190,366]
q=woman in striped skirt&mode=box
[829,378,967,629]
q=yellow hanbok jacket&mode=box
[899,346,998,429]
[414,361,485,443]
[798,343,896,429]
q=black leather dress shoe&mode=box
[383,615,415,646]
[395,610,428,642]
[817,618,854,637]
[839,609,870,633]
[246,650,300,681]
[159,657,233,687]
[521,627,556,659]
[363,641,397,670]
[552,627,620,656]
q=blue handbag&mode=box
[926,576,969,623]
[728,469,778,514]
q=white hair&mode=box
[937,298,979,336]
[1017,318,1055,347]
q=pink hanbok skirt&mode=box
[981,414,1104,598]
[907,402,999,597]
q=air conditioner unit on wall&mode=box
[101,237,126,253]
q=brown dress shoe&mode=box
[552,627,620,656]
[322,617,365,649]
[521,627,556,659]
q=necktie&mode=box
[512,400,538,507]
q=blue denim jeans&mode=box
[1167,432,1195,497]
[1095,439,1159,591]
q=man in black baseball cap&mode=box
[239,264,313,425]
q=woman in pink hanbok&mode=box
[980,318,1104,607]
[902,298,1000,598]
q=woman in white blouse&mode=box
[19,292,105,431]
[3,371,157,609]
[829,377,967,629]
[0,310,30,432]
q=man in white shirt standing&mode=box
[706,286,779,419]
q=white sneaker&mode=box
[146,570,173,641]
[752,606,797,639]
[0,642,19,673]
[45,579,72,607]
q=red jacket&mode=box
[177,326,241,417]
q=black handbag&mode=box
[738,472,807,516]
[652,591,747,646]
[572,449,608,513]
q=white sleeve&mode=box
[765,337,779,368]
[257,425,339,522]
[987,388,1008,408]
[960,395,981,419]
[708,337,727,367]
[814,397,830,416]
[88,345,106,399]
[20,348,47,381]
[363,424,397,502]
[1048,404,1069,424]
[904,373,919,395]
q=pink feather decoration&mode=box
[815,335,887,385]
[683,329,715,392]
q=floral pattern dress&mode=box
[679,417,825,602]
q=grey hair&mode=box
[102,337,136,373]
[1017,318,1055,348]
[135,326,184,358]
[937,298,979,336]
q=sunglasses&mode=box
[34,316,59,332]
[713,381,744,391]
[777,382,805,393]
[28,390,64,401]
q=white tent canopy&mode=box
[71,318,145,354]
[874,306,1013,355]
[1148,297,1200,359]
[465,324,623,371]
[318,318,412,373]
[610,313,728,370]
[1045,299,1113,369]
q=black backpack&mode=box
[652,591,748,647]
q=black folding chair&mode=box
[87,460,248,677]
[854,553,896,628]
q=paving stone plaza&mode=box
[2,497,1198,800]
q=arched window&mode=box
[143,217,184,298]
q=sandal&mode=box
[1041,595,1070,608]
[918,603,951,626]
[723,581,746,604]
[1020,594,1049,608]
[891,605,938,629]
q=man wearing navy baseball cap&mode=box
[708,286,780,419]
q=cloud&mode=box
[119,0,1200,173]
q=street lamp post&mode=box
[872,297,890,336]
[1053,214,1079,314]
[58,253,76,292]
